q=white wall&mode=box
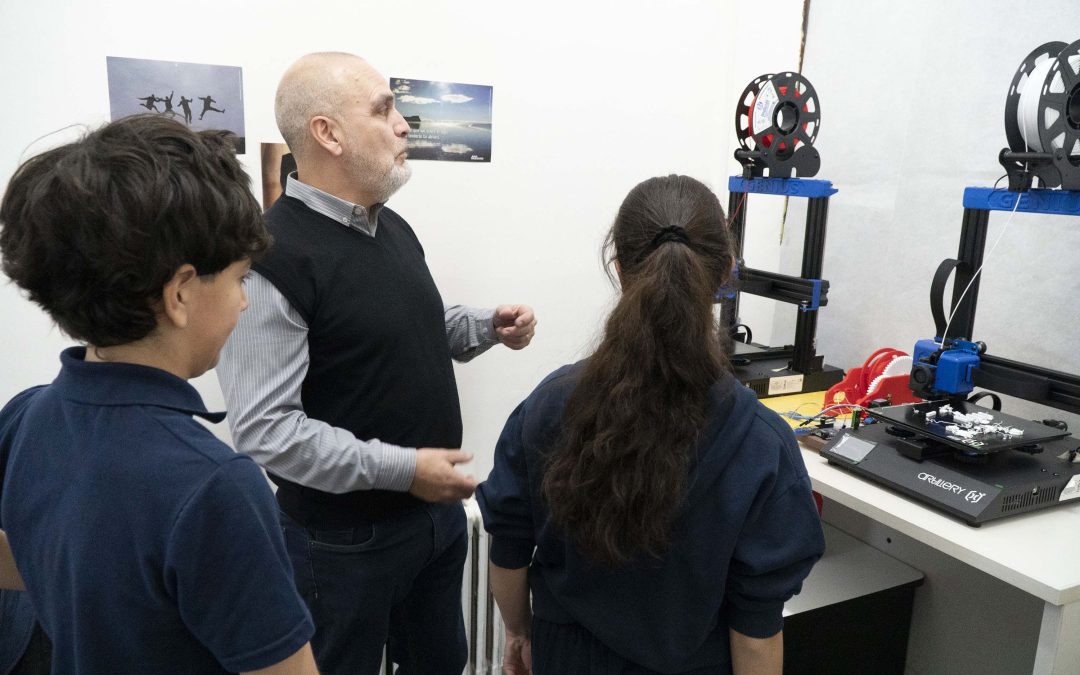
[0,0,808,483]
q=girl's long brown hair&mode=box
[542,175,734,567]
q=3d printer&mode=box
[720,72,844,397]
[819,40,1080,525]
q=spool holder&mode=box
[1001,40,1080,192]
[734,72,821,179]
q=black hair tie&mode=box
[650,226,689,248]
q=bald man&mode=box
[217,53,537,674]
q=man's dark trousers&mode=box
[281,500,468,675]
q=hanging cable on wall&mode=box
[1001,39,1080,191]
[733,72,821,179]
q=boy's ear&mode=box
[160,264,198,329]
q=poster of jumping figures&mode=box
[106,56,246,153]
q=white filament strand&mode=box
[1017,57,1056,152]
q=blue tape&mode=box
[799,279,823,311]
[963,187,1080,216]
[728,176,838,198]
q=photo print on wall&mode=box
[260,143,295,210]
[391,78,493,162]
[106,56,246,153]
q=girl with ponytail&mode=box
[478,175,824,675]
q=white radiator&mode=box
[461,497,505,675]
[380,498,505,675]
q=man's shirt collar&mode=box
[284,173,382,237]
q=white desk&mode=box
[802,445,1080,675]
[785,522,923,616]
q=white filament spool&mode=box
[1016,56,1056,151]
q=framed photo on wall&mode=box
[391,78,493,162]
[260,142,295,210]
[106,56,246,153]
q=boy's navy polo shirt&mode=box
[0,348,313,673]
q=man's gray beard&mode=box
[374,161,412,203]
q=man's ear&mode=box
[160,264,198,329]
[309,116,344,157]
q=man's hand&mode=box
[494,305,537,350]
[409,449,479,502]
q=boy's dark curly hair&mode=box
[0,114,269,347]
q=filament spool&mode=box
[734,72,821,178]
[1003,39,1080,190]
